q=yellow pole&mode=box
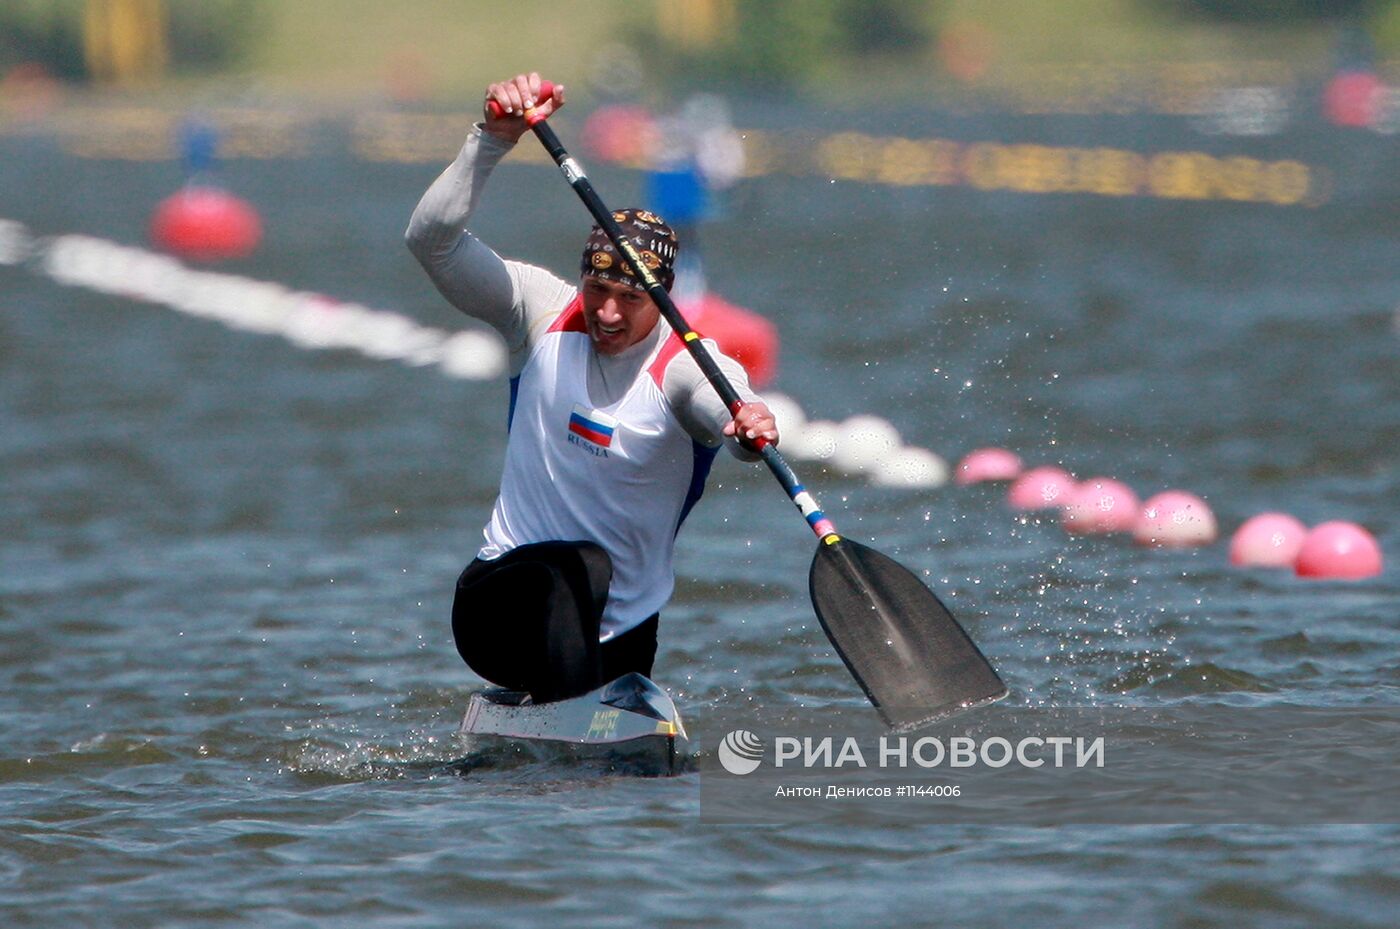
[656,0,736,49]
[84,0,169,85]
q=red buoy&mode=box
[581,105,656,166]
[1007,465,1075,510]
[1295,521,1383,579]
[150,186,262,261]
[1323,71,1383,128]
[954,447,1023,485]
[1132,490,1218,548]
[1061,477,1140,535]
[680,292,779,389]
[1229,512,1307,568]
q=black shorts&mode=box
[451,540,659,703]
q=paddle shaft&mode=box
[509,92,840,543]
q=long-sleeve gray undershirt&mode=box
[405,124,757,452]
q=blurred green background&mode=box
[1,0,1396,103]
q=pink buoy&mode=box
[580,105,656,166]
[679,292,779,389]
[1295,521,1383,580]
[1,62,64,121]
[1007,465,1074,510]
[1229,512,1307,568]
[1133,490,1218,547]
[1062,478,1139,534]
[1323,71,1383,128]
[954,447,1023,485]
[150,186,262,261]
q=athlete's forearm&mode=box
[404,125,528,345]
[664,344,763,460]
[405,124,511,261]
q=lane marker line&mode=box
[5,218,506,380]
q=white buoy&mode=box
[784,419,840,461]
[830,415,901,473]
[761,392,807,436]
[871,447,949,488]
[439,330,507,380]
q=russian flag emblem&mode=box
[568,405,617,448]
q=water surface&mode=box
[2,103,1397,927]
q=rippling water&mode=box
[2,104,1398,927]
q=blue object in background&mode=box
[646,165,709,227]
[179,119,221,178]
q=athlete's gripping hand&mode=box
[483,72,565,144]
[724,401,780,450]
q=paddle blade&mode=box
[810,538,1008,731]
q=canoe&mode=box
[458,671,689,776]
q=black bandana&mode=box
[579,208,679,291]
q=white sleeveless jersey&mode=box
[479,296,717,639]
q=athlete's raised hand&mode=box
[483,72,565,143]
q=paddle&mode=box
[492,83,1008,730]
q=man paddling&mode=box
[406,72,778,704]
